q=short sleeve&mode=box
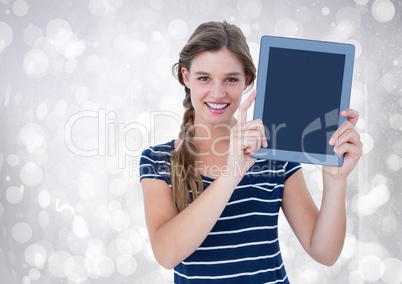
[284,161,302,181]
[139,148,165,182]
[139,142,173,187]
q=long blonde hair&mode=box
[171,21,256,212]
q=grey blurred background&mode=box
[0,0,401,283]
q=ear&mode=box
[181,67,191,89]
[244,75,251,90]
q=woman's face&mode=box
[181,48,249,129]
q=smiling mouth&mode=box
[205,103,229,110]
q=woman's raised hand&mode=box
[227,90,267,178]
[323,108,363,179]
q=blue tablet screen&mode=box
[263,47,345,157]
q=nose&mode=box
[210,81,226,99]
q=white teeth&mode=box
[206,103,228,110]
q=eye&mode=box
[198,76,210,82]
[226,77,239,83]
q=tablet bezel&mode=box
[252,36,355,166]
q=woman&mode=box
[140,21,362,283]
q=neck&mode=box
[192,117,236,154]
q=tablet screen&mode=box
[264,47,345,157]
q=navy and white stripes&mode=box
[140,140,301,283]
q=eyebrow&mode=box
[194,71,243,76]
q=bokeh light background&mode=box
[0,0,401,283]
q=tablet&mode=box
[251,36,355,166]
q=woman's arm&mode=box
[281,108,363,266]
[281,170,347,266]
[142,174,240,269]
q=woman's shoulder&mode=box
[139,140,175,182]
[140,139,175,162]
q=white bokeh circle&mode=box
[64,255,91,282]
[382,258,402,284]
[116,254,137,276]
[23,49,49,78]
[23,24,43,46]
[0,21,13,53]
[48,251,71,278]
[358,255,384,282]
[372,0,395,23]
[109,178,127,196]
[25,244,47,268]
[168,19,188,40]
[12,222,33,243]
[12,0,29,17]
[237,0,262,19]
[20,162,43,187]
[6,185,24,204]
[95,256,115,278]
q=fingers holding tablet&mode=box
[328,109,363,174]
[340,108,359,126]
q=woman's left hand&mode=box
[323,108,363,179]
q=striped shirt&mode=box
[139,140,301,283]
